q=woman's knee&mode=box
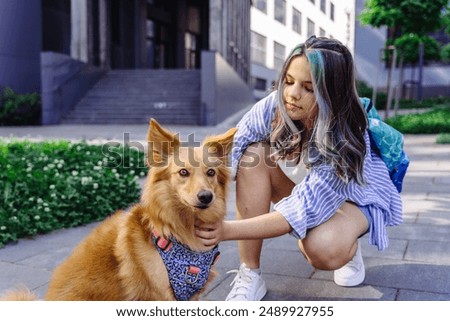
[298,230,355,270]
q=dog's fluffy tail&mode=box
[0,286,38,301]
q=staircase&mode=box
[61,69,201,125]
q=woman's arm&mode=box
[195,211,292,248]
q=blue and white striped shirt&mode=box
[231,92,403,250]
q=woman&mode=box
[196,36,403,301]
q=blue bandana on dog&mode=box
[152,230,220,301]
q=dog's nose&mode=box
[197,190,213,205]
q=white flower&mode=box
[37,198,43,204]
[0,226,6,231]
[34,215,40,220]
[81,177,92,185]
[93,183,99,189]
[72,170,78,176]
[111,168,117,173]
[49,185,55,189]
[93,166,101,171]
[44,207,50,212]
[129,170,135,175]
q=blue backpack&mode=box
[360,97,410,193]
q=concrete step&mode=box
[62,69,201,125]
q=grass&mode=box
[0,139,146,247]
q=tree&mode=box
[359,0,448,116]
[394,34,441,65]
[359,0,448,36]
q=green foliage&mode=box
[0,87,41,126]
[0,140,147,247]
[397,97,450,109]
[441,43,450,63]
[356,81,387,109]
[443,5,450,35]
[357,81,449,110]
[359,0,448,36]
[394,34,441,64]
[436,133,450,144]
[385,106,450,134]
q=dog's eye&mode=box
[179,169,190,177]
[206,169,216,177]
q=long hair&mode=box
[270,36,367,185]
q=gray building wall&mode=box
[0,0,42,93]
[209,0,251,83]
[201,51,254,126]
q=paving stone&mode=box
[405,240,450,265]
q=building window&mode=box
[307,18,315,38]
[251,31,267,65]
[274,0,286,25]
[320,0,326,13]
[273,41,286,71]
[253,77,267,91]
[319,27,326,37]
[292,8,302,35]
[254,0,267,14]
[330,2,335,21]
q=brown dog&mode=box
[2,119,236,301]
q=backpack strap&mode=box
[366,100,373,113]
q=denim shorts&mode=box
[357,204,372,236]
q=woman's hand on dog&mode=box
[195,220,225,250]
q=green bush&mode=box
[0,87,41,126]
[356,81,387,110]
[385,106,450,134]
[441,43,450,63]
[436,133,450,144]
[396,97,450,109]
[0,140,147,247]
[356,81,449,111]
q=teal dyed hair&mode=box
[270,36,368,185]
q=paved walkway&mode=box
[0,119,449,301]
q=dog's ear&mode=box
[202,127,237,162]
[147,118,180,167]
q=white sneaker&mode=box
[334,240,365,287]
[225,263,267,301]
